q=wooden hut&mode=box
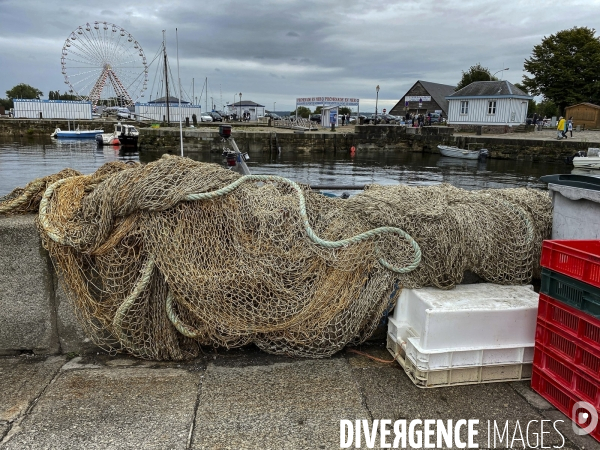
[390,81,456,118]
[565,103,600,129]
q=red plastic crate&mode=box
[536,319,600,381]
[537,293,600,350]
[533,344,600,407]
[541,240,600,289]
[532,367,600,443]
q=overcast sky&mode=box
[1,0,599,113]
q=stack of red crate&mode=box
[533,240,600,443]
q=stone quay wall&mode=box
[1,119,598,161]
[0,215,96,356]
[139,124,598,162]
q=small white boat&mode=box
[51,127,104,139]
[95,123,139,147]
[573,157,600,170]
[437,145,488,160]
[95,131,120,146]
[115,123,139,147]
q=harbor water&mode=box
[0,136,573,196]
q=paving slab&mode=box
[347,348,571,449]
[2,366,200,450]
[0,356,65,422]
[541,409,599,450]
[510,380,555,410]
[192,357,369,449]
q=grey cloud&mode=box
[0,0,597,111]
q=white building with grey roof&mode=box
[446,81,532,130]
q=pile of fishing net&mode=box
[0,155,552,360]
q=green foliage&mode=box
[339,107,351,115]
[290,106,311,118]
[456,63,496,90]
[314,106,323,114]
[536,99,560,118]
[6,83,43,100]
[0,98,13,109]
[523,27,600,113]
[48,90,78,101]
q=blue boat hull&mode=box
[55,130,104,139]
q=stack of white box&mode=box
[386,284,539,388]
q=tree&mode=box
[456,63,497,90]
[339,106,351,115]
[290,106,310,118]
[523,27,600,114]
[6,83,43,100]
[314,106,323,114]
[48,90,81,101]
[0,98,13,109]
[537,99,560,119]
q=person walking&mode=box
[557,116,566,139]
[341,114,345,126]
[567,117,573,137]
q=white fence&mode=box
[134,103,202,122]
[13,99,92,119]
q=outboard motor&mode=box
[564,150,585,165]
[478,148,489,160]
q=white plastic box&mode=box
[387,334,533,388]
[388,284,539,371]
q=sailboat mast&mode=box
[205,77,208,112]
[176,27,183,157]
[163,30,170,125]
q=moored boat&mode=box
[571,147,600,170]
[116,123,139,147]
[51,127,104,139]
[95,123,139,147]
[95,131,120,146]
[573,156,600,170]
[437,144,488,160]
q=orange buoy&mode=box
[350,146,356,155]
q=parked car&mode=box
[380,114,398,124]
[427,113,442,124]
[349,114,368,124]
[309,114,321,124]
[264,112,282,120]
[363,114,384,124]
[200,112,213,122]
[104,107,132,119]
[206,112,223,122]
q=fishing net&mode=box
[0,155,552,360]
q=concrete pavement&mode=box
[1,344,597,450]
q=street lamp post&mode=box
[274,101,276,114]
[239,93,242,121]
[490,68,509,80]
[375,85,380,125]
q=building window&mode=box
[488,101,497,115]
[460,101,469,115]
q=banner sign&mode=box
[405,96,431,102]
[330,107,338,127]
[296,97,359,107]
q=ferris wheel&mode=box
[61,21,148,107]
